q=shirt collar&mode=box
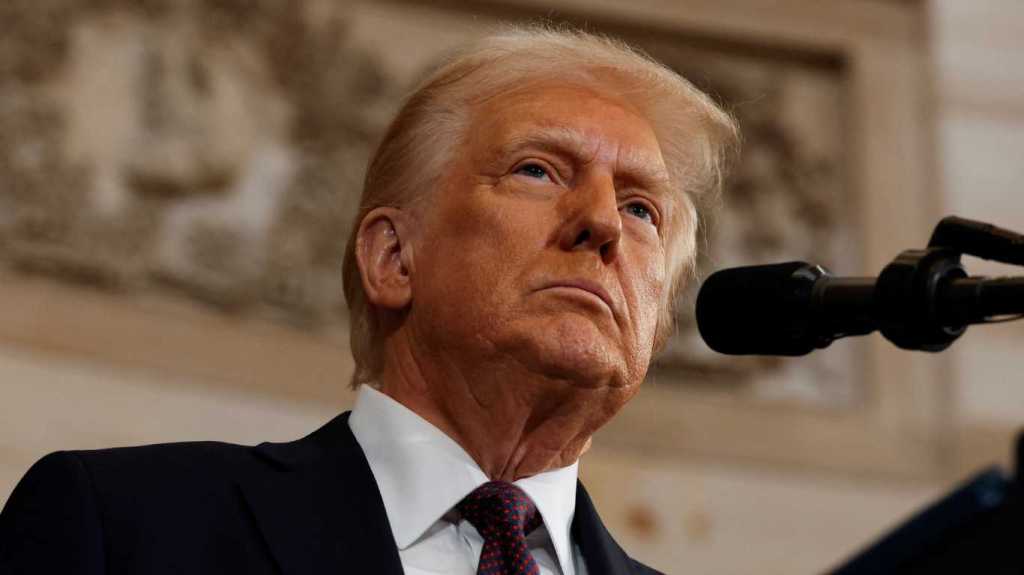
[348,385,579,575]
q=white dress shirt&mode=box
[349,385,589,575]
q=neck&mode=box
[376,330,632,482]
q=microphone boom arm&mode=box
[696,215,1024,356]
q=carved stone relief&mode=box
[0,0,395,327]
[0,1,860,406]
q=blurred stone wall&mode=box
[0,0,395,330]
[932,0,1024,433]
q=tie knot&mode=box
[457,481,542,541]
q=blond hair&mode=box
[342,25,739,388]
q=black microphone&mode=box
[696,261,1024,356]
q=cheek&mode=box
[628,245,668,338]
[419,195,538,303]
[456,195,546,266]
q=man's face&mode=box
[409,82,674,391]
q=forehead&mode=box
[467,82,669,182]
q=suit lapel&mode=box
[573,482,638,575]
[239,412,640,575]
[239,412,404,575]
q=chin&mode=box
[503,316,628,388]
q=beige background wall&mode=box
[934,0,1024,429]
[2,1,1023,573]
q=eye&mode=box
[513,162,553,182]
[623,201,657,225]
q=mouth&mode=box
[539,280,615,314]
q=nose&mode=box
[558,173,621,263]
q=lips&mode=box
[540,279,616,314]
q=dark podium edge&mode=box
[828,431,1024,574]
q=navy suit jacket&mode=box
[0,412,661,574]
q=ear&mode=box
[354,207,415,311]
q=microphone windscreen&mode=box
[696,261,819,356]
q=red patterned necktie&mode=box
[457,481,544,575]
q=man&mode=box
[0,27,737,574]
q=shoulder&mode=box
[4,441,257,503]
[3,439,281,536]
[0,442,263,572]
[72,439,259,480]
[53,440,259,498]
[2,414,362,573]
[6,412,356,517]
[6,441,265,521]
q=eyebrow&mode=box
[495,127,672,193]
